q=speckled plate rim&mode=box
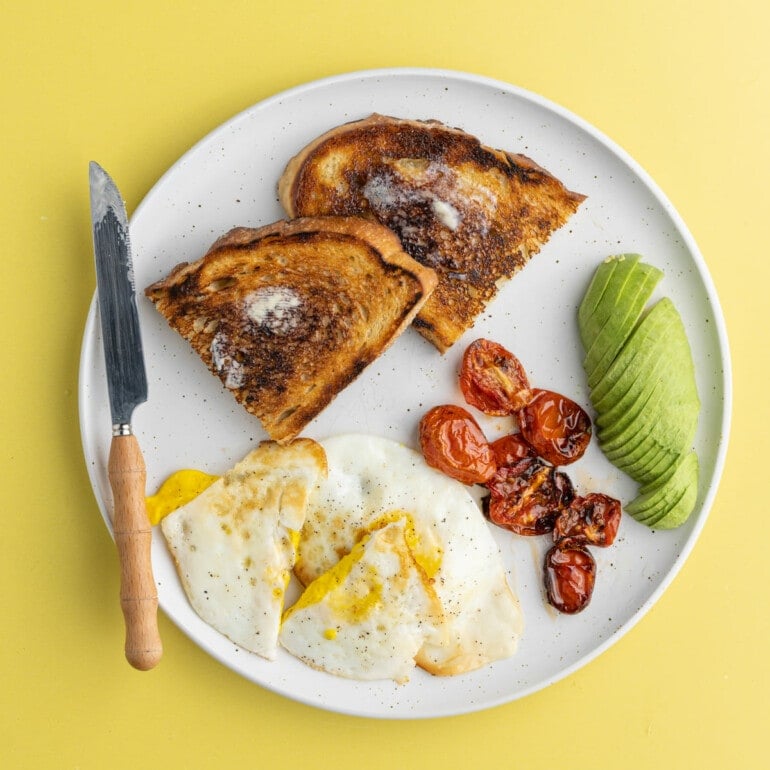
[79,67,732,719]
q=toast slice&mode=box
[145,216,437,441]
[279,114,586,352]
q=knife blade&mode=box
[89,161,162,670]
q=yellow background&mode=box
[2,1,767,767]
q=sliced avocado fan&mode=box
[578,256,700,528]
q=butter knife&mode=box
[89,161,162,670]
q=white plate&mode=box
[79,68,731,719]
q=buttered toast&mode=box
[145,216,437,441]
[279,114,586,352]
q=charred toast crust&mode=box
[279,114,586,352]
[145,216,437,441]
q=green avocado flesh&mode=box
[578,254,641,349]
[578,257,619,332]
[583,263,663,388]
[627,452,699,527]
[595,355,666,432]
[634,449,680,489]
[593,298,694,423]
[647,475,699,529]
[599,398,698,459]
[638,450,681,494]
[589,298,678,408]
[578,257,701,529]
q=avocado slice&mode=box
[634,448,681,488]
[578,256,701,528]
[634,482,690,528]
[630,449,676,486]
[602,431,668,472]
[620,443,680,485]
[591,331,671,417]
[590,298,678,408]
[578,254,642,350]
[626,451,698,524]
[595,356,665,430]
[584,264,663,388]
[578,257,619,333]
[650,469,699,529]
[597,360,698,453]
[595,365,667,441]
[627,451,696,511]
[598,421,693,486]
[596,363,695,454]
[597,307,695,433]
[633,457,699,529]
[638,450,682,494]
[614,441,672,481]
[593,299,699,476]
[600,404,697,470]
[599,388,698,455]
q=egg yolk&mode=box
[284,511,444,635]
[145,469,220,525]
[367,510,443,579]
[283,537,369,622]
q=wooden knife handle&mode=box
[108,433,162,670]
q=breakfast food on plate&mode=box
[517,389,593,467]
[160,439,327,660]
[145,469,219,526]
[153,433,521,681]
[280,519,444,683]
[293,434,523,677]
[543,539,596,615]
[578,256,700,528]
[578,254,663,388]
[418,338,622,614]
[145,216,437,441]
[278,114,586,352]
[418,404,497,485]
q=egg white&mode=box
[280,519,443,683]
[294,434,523,676]
[161,439,326,660]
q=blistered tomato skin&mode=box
[459,339,532,415]
[544,538,596,614]
[485,458,574,536]
[554,493,622,547]
[419,405,497,485]
[517,388,592,466]
[490,434,536,466]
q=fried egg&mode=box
[280,518,444,683]
[160,439,326,660]
[146,469,219,526]
[293,434,523,676]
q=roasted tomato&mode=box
[490,433,536,466]
[517,388,592,466]
[485,457,574,536]
[544,538,596,614]
[459,339,532,415]
[419,404,497,485]
[554,493,622,547]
